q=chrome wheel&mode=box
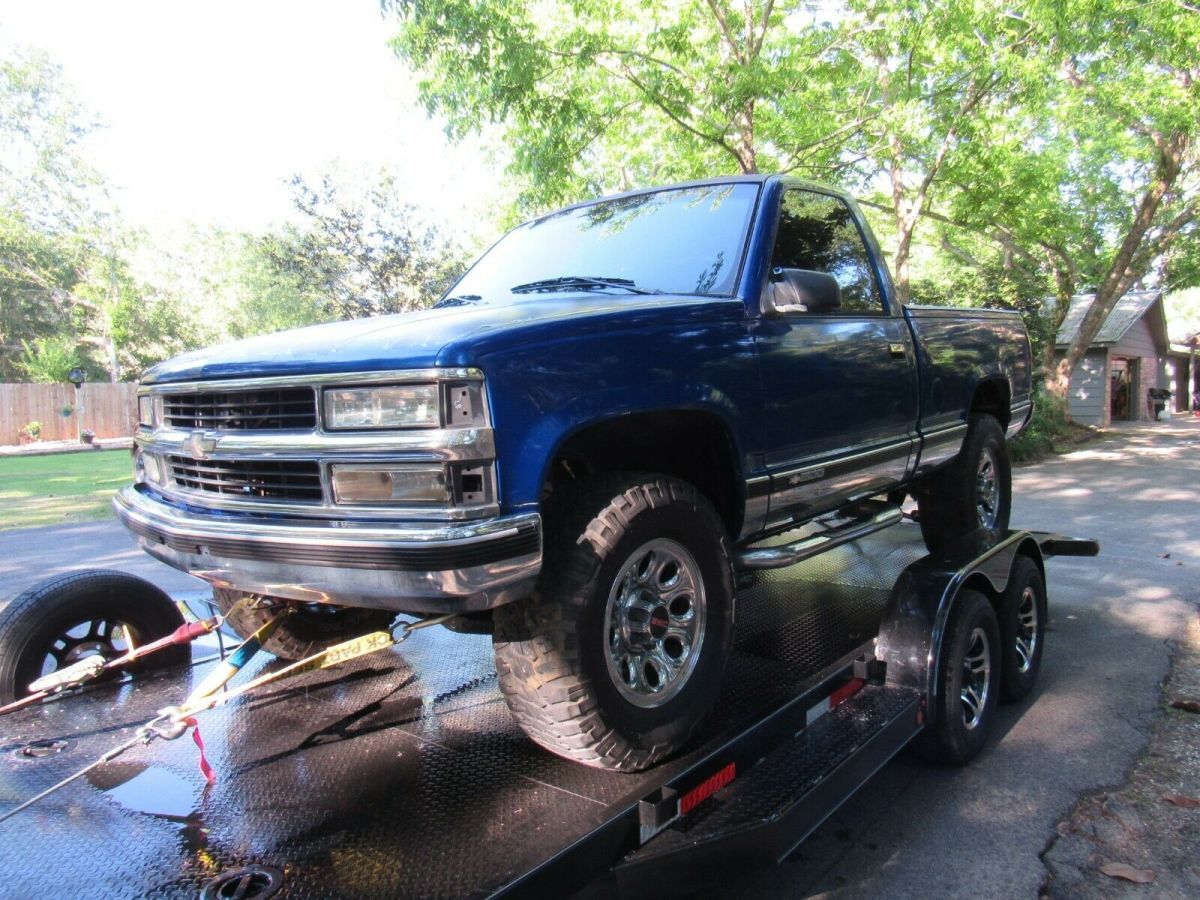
[1014,586,1038,674]
[975,448,1000,528]
[960,626,991,731]
[604,538,706,708]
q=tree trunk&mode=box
[1057,133,1187,383]
[736,101,757,173]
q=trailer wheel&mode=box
[916,414,1011,554]
[0,570,190,703]
[998,556,1046,703]
[493,474,734,771]
[214,589,395,661]
[918,589,1000,765]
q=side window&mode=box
[771,190,884,314]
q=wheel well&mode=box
[971,378,1011,428]
[542,411,741,536]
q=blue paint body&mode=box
[143,175,1031,540]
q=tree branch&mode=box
[705,0,745,63]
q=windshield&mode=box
[447,182,760,301]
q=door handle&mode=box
[888,342,907,358]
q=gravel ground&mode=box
[1042,613,1200,898]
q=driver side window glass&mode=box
[771,190,883,314]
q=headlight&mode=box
[137,394,162,428]
[330,464,449,504]
[323,385,440,430]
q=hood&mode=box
[142,294,745,384]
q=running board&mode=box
[736,502,904,570]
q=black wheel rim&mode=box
[39,618,132,680]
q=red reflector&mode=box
[680,763,736,815]
[828,677,865,709]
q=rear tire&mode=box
[214,589,394,661]
[493,474,734,771]
[917,589,1000,765]
[916,414,1011,554]
[0,570,190,703]
[998,557,1046,703]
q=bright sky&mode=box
[0,0,500,236]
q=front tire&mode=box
[493,474,734,771]
[917,414,1011,554]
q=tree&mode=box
[0,43,107,380]
[1043,0,1198,394]
[16,334,85,383]
[261,170,465,318]
[938,0,1199,394]
[0,211,89,379]
[386,0,846,208]
[388,1,1056,302]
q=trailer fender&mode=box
[874,530,1044,713]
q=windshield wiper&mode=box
[510,275,660,295]
[433,294,482,308]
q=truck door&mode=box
[752,188,918,525]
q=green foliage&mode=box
[1009,391,1076,463]
[227,232,330,339]
[16,335,84,383]
[388,0,1199,398]
[387,0,847,211]
[260,170,466,318]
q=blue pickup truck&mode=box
[115,176,1032,770]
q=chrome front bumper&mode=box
[113,486,542,614]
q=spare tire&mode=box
[214,588,395,660]
[0,570,190,703]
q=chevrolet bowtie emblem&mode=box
[186,430,219,461]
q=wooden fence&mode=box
[1,383,138,446]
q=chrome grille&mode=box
[168,456,323,502]
[162,388,317,430]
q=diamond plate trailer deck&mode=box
[0,524,1092,899]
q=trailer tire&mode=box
[917,589,1000,765]
[998,556,1046,703]
[916,414,1010,555]
[0,570,190,703]
[493,474,734,772]
[214,589,395,661]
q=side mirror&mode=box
[761,268,842,315]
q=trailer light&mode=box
[330,464,449,504]
[323,385,440,430]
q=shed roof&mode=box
[1055,291,1169,350]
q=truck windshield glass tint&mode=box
[772,191,883,313]
[449,183,760,300]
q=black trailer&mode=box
[0,524,1094,899]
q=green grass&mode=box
[0,450,132,529]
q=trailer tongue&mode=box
[0,525,1095,898]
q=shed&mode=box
[1055,291,1172,426]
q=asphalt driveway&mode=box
[0,418,1196,898]
[736,418,1200,899]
